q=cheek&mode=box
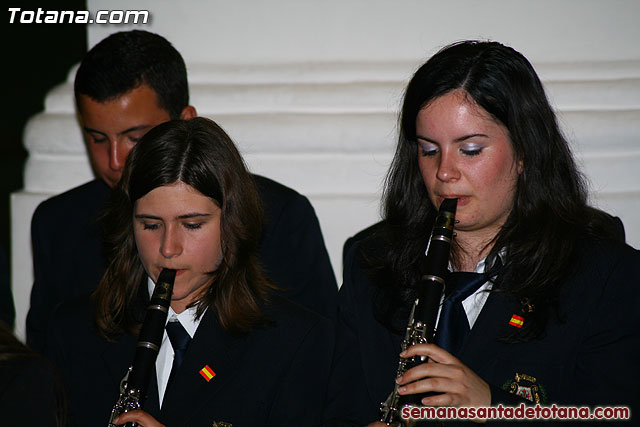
[87,145,108,168]
[119,142,136,160]
[476,148,517,185]
[189,233,223,271]
[418,158,440,203]
[492,160,519,193]
[477,158,519,207]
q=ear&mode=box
[517,159,524,174]
[180,105,197,120]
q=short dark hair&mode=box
[94,118,274,337]
[74,30,188,119]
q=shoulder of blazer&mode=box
[569,237,640,282]
[251,174,316,223]
[252,174,306,206]
[32,179,111,228]
[343,220,385,265]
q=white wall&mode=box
[11,0,640,340]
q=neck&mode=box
[453,228,499,271]
[170,299,193,315]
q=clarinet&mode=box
[380,198,457,426]
[108,268,176,427]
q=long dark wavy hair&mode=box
[93,117,275,338]
[369,40,622,340]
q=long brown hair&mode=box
[93,117,275,338]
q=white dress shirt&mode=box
[146,277,203,408]
[459,256,493,329]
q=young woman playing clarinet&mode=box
[325,40,640,426]
[46,117,333,427]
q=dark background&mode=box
[2,1,87,271]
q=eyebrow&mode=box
[134,213,212,220]
[416,133,489,143]
[84,124,154,137]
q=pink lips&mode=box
[159,268,185,278]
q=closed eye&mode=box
[143,222,161,230]
[85,129,107,143]
[460,143,483,156]
[183,222,203,230]
[419,142,439,157]
[91,135,107,143]
[461,147,482,156]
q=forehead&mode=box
[417,90,506,134]
[135,182,217,213]
[78,85,171,132]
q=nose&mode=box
[160,226,183,258]
[436,150,460,182]
[108,140,128,171]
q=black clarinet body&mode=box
[108,268,176,427]
[380,198,457,426]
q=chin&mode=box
[451,218,475,232]
[101,177,119,188]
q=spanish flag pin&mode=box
[200,365,216,382]
[509,314,524,328]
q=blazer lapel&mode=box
[144,369,161,416]
[459,291,519,375]
[100,333,138,393]
[159,310,246,426]
[99,332,165,417]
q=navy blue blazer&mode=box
[27,176,337,351]
[324,235,640,425]
[46,294,333,427]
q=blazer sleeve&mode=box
[323,242,382,426]
[27,203,55,352]
[568,245,640,413]
[27,180,108,353]
[260,189,338,320]
[44,302,79,427]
